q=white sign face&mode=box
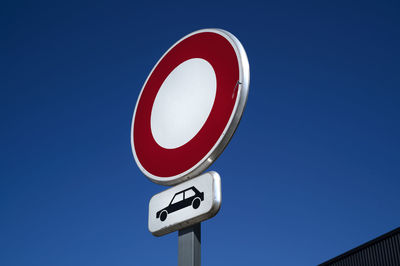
[148,171,221,236]
[150,58,217,149]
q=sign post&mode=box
[178,223,201,266]
[130,28,249,265]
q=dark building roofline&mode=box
[319,226,400,265]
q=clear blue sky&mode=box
[1,1,399,265]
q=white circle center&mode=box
[150,58,217,149]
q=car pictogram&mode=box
[156,186,204,222]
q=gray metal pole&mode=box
[178,223,201,266]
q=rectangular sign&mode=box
[148,171,221,236]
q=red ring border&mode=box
[132,31,241,181]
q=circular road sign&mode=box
[131,28,249,186]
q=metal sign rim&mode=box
[131,28,249,185]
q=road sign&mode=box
[148,171,221,236]
[131,28,250,185]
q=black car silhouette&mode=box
[156,186,204,222]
